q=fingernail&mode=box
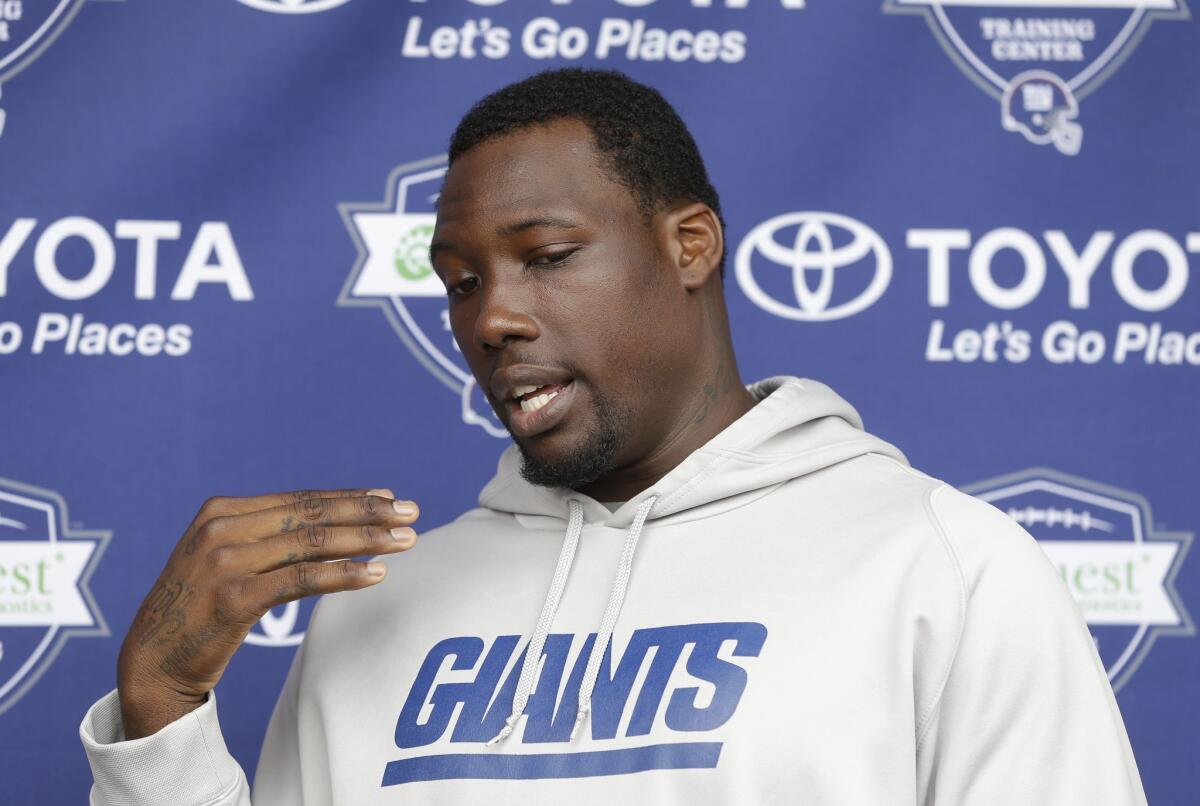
[390,528,416,544]
[393,500,416,517]
[367,562,387,577]
[368,488,395,499]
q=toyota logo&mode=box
[735,212,892,321]
[237,0,353,14]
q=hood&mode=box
[478,375,907,527]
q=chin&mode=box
[515,420,622,490]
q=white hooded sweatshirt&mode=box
[80,377,1148,805]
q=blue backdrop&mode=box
[1,1,1196,802]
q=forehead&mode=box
[435,120,637,231]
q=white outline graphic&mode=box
[236,0,354,14]
[0,0,84,83]
[0,0,126,141]
[735,212,892,322]
[247,600,303,647]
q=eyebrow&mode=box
[430,216,584,263]
[498,216,583,237]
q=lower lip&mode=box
[507,381,576,439]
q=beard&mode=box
[514,384,631,490]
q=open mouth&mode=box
[505,379,576,439]
[511,383,566,414]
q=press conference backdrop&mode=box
[1,0,1197,801]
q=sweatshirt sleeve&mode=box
[916,485,1148,806]
[79,638,313,806]
[79,688,251,805]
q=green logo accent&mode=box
[393,224,435,282]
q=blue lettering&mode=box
[626,627,690,736]
[520,632,586,743]
[394,635,513,749]
[393,622,768,751]
[589,630,654,740]
[449,635,522,742]
[665,622,768,731]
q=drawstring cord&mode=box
[486,495,658,746]
[486,498,585,747]
[571,495,656,740]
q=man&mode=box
[80,68,1147,805]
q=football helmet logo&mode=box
[1002,71,1083,156]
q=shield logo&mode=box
[0,477,108,716]
[0,0,88,137]
[884,0,1190,154]
[339,156,507,440]
[964,468,1193,691]
[0,0,86,85]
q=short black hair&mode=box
[448,68,725,276]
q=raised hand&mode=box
[116,488,418,739]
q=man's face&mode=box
[431,120,697,489]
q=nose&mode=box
[473,282,539,352]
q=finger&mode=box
[200,494,419,546]
[233,523,417,572]
[251,559,388,610]
[202,487,393,519]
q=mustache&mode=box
[488,354,583,383]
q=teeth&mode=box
[520,390,559,414]
[512,385,539,400]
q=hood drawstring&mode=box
[486,495,658,747]
[571,495,656,740]
[485,498,585,747]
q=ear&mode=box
[660,202,723,291]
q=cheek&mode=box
[447,303,482,363]
[551,239,662,320]
[541,263,671,387]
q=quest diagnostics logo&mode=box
[0,477,108,716]
[884,0,1190,154]
[735,212,892,322]
[964,468,1193,690]
[339,157,505,440]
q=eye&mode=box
[448,276,479,297]
[528,247,579,269]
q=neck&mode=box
[576,356,757,502]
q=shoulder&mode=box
[899,476,1083,662]
[804,454,1067,617]
[925,483,1066,602]
[829,453,1056,580]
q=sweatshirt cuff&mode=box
[80,688,246,805]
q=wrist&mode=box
[118,681,207,740]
